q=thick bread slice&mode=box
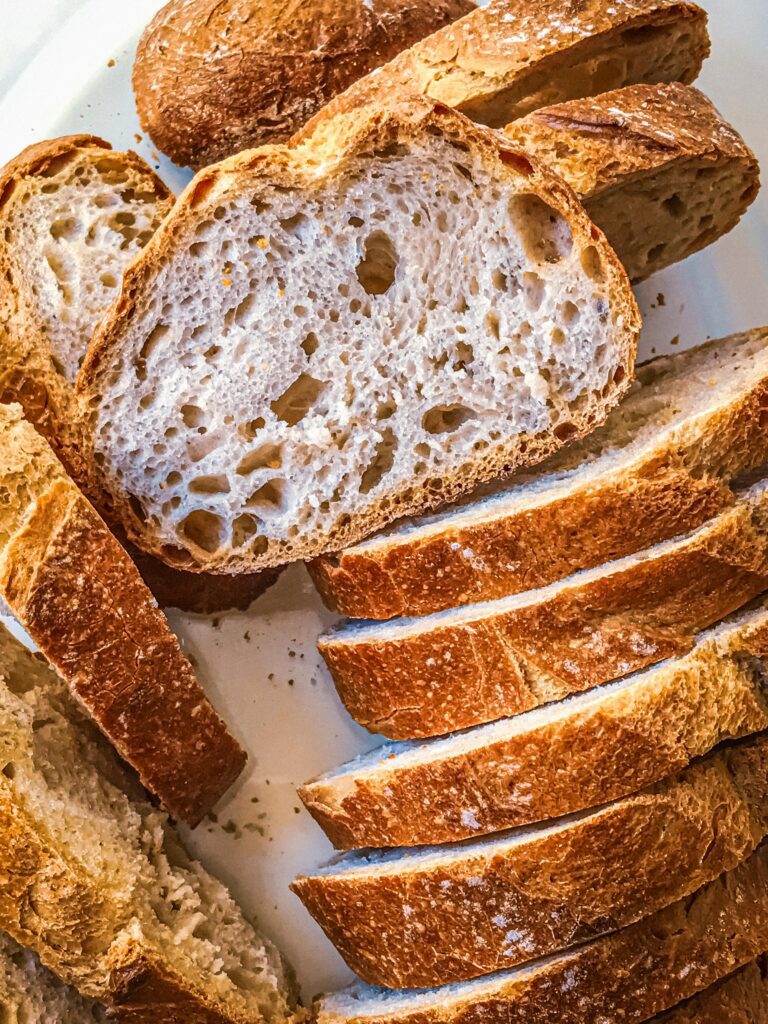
[656,957,768,1022]
[297,0,710,139]
[77,96,640,574]
[320,473,768,740]
[505,82,760,283]
[310,327,768,621]
[293,735,768,988]
[0,933,106,1022]
[0,134,278,613]
[0,623,297,1023]
[314,843,768,1024]
[302,602,768,848]
[0,403,245,824]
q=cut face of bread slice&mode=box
[320,472,768,741]
[656,956,768,1022]
[0,403,245,824]
[294,735,768,988]
[314,843,768,1024]
[0,933,106,1023]
[505,82,760,282]
[0,134,277,613]
[302,602,768,848]
[0,623,297,1022]
[78,97,640,573]
[298,0,710,140]
[310,327,768,620]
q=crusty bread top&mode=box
[77,94,639,574]
[133,0,476,169]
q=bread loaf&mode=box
[656,956,768,1022]
[0,933,106,1023]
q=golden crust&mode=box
[77,95,640,573]
[132,0,475,169]
[314,844,768,1024]
[294,738,768,988]
[656,957,768,1022]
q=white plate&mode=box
[0,0,767,1002]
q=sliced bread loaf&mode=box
[296,0,710,139]
[0,621,297,1022]
[657,957,768,1022]
[314,843,768,1024]
[0,134,278,612]
[320,471,768,740]
[0,934,106,1023]
[0,402,245,824]
[77,96,640,573]
[302,602,768,848]
[310,327,768,620]
[294,735,768,987]
[504,82,760,282]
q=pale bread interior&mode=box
[0,625,293,1018]
[0,933,106,1023]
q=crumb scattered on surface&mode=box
[656,292,666,307]
[134,132,142,143]
[670,335,680,346]
[107,58,115,67]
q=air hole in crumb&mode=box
[551,327,566,346]
[454,342,474,370]
[280,212,308,237]
[181,404,205,428]
[580,245,604,282]
[50,217,78,241]
[239,417,265,440]
[486,312,500,341]
[663,193,685,218]
[360,428,397,494]
[423,405,477,435]
[189,474,231,494]
[301,333,318,358]
[237,443,282,476]
[492,269,507,292]
[377,402,396,420]
[356,230,398,295]
[554,422,577,442]
[271,373,326,426]
[523,272,545,311]
[561,300,580,325]
[2,763,15,779]
[179,510,224,553]
[252,536,269,556]
[232,514,258,547]
[246,479,286,511]
[508,193,573,263]
[100,272,117,288]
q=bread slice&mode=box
[0,620,297,1022]
[657,957,768,1022]
[0,133,278,612]
[0,933,106,1022]
[0,402,245,824]
[77,97,640,574]
[320,470,768,742]
[301,602,768,848]
[294,734,768,988]
[310,327,768,620]
[504,82,760,282]
[296,0,710,139]
[313,842,768,1024]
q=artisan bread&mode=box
[0,403,245,824]
[294,735,768,987]
[297,0,710,139]
[133,0,475,169]
[657,957,768,1022]
[0,934,106,1023]
[77,96,640,573]
[314,844,768,1024]
[0,134,278,612]
[505,82,760,282]
[310,327,768,620]
[0,621,297,1022]
[302,602,768,848]
[320,472,768,740]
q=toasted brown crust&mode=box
[309,328,768,621]
[133,0,475,169]
[77,95,640,574]
[297,0,710,141]
[301,605,768,848]
[314,843,768,1024]
[294,738,768,988]
[320,479,768,740]
[0,405,246,824]
[657,957,768,1022]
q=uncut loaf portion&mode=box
[310,327,768,620]
[0,621,298,1023]
[294,734,768,988]
[320,470,768,741]
[0,933,106,1023]
[0,134,279,612]
[314,843,768,1024]
[77,95,640,573]
[0,402,245,824]
[302,602,768,848]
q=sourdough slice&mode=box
[505,82,760,282]
[294,735,768,988]
[302,602,768,848]
[314,843,768,1024]
[0,134,278,612]
[656,957,768,1022]
[0,622,297,1023]
[320,471,768,740]
[296,0,710,139]
[77,95,640,573]
[0,933,107,1023]
[310,327,768,620]
[0,403,245,824]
